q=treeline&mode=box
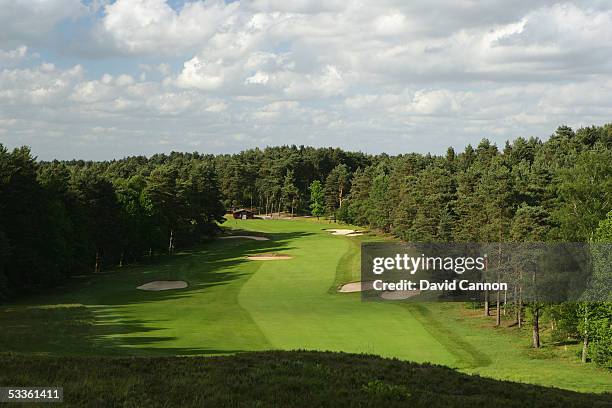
[334,125,611,243]
[1,124,610,366]
[0,147,225,300]
[211,127,610,247]
[213,146,371,214]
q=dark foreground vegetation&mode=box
[0,350,610,407]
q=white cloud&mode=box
[283,65,348,98]
[411,90,461,115]
[116,74,135,87]
[0,46,28,67]
[374,13,408,36]
[100,0,238,55]
[252,100,300,120]
[205,101,228,112]
[0,64,83,105]
[70,80,111,103]
[2,1,612,159]
[176,56,225,90]
[245,71,270,85]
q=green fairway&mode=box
[1,218,611,393]
[235,220,453,363]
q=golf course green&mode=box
[1,218,610,393]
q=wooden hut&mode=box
[232,208,255,220]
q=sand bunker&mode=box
[380,290,421,300]
[246,253,292,260]
[338,281,375,293]
[137,281,188,291]
[219,235,269,241]
[326,229,359,236]
[346,232,365,236]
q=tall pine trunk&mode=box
[531,267,539,346]
[581,308,589,363]
[517,273,523,328]
[513,284,518,323]
[168,229,174,254]
[496,289,501,326]
[94,250,101,273]
[517,285,523,328]
[483,254,489,316]
[495,242,502,325]
[532,307,540,348]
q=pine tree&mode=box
[281,170,299,216]
[324,164,350,219]
[309,180,325,219]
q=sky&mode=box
[1,0,612,160]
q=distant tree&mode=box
[182,160,226,229]
[324,164,350,219]
[219,159,243,209]
[554,147,612,241]
[479,158,513,324]
[345,167,372,225]
[409,165,455,242]
[578,212,612,366]
[0,146,68,292]
[37,162,74,277]
[281,170,299,216]
[309,180,325,219]
[368,172,392,232]
[0,229,10,300]
[453,165,484,242]
[143,164,185,254]
[510,204,550,241]
[509,204,549,334]
[70,168,122,272]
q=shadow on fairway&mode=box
[0,304,245,356]
[0,231,312,356]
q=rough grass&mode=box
[407,302,612,393]
[0,350,610,408]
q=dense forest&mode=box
[0,123,610,367]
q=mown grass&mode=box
[0,217,610,395]
[231,219,455,363]
[0,218,451,363]
[0,350,610,408]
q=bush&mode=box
[590,321,612,369]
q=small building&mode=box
[233,208,255,220]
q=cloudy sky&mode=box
[1,0,612,160]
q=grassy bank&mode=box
[1,351,610,407]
